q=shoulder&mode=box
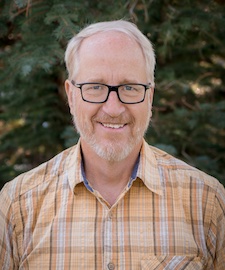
[0,144,79,201]
[144,141,223,193]
[144,142,225,229]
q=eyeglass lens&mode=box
[81,83,146,103]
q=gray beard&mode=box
[72,96,152,162]
[72,116,151,162]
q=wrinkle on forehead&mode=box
[76,31,147,84]
[79,31,145,62]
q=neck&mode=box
[80,140,142,206]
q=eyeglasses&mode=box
[70,80,151,104]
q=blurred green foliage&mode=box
[0,0,225,189]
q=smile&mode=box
[101,123,126,129]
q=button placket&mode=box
[108,211,113,220]
[103,209,113,269]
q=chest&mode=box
[17,184,209,269]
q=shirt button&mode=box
[107,262,115,270]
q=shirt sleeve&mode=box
[207,182,225,269]
[0,183,20,269]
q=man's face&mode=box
[65,32,154,162]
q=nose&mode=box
[102,91,126,117]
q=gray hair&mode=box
[65,20,155,85]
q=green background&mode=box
[0,0,225,189]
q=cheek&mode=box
[68,92,77,116]
[74,101,96,125]
[70,92,83,117]
[137,103,150,120]
[135,102,152,130]
[74,103,84,122]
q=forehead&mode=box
[72,31,141,80]
[81,31,139,47]
[75,31,147,83]
[79,31,144,59]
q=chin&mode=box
[89,138,141,162]
[73,115,150,162]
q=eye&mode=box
[84,84,103,91]
[124,85,134,91]
[123,85,141,92]
[92,85,102,90]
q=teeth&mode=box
[102,123,125,129]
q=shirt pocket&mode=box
[141,255,204,270]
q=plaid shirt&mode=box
[0,140,225,269]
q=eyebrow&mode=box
[81,78,143,84]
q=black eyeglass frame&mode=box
[70,80,151,104]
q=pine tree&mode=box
[0,0,225,189]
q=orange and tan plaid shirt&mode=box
[0,140,225,269]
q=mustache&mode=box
[93,113,133,124]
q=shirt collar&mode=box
[137,139,163,196]
[66,139,163,196]
[80,145,140,192]
[65,139,84,192]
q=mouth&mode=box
[100,122,126,129]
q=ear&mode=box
[65,79,75,114]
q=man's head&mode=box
[65,20,155,86]
[64,20,156,162]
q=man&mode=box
[0,20,224,269]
